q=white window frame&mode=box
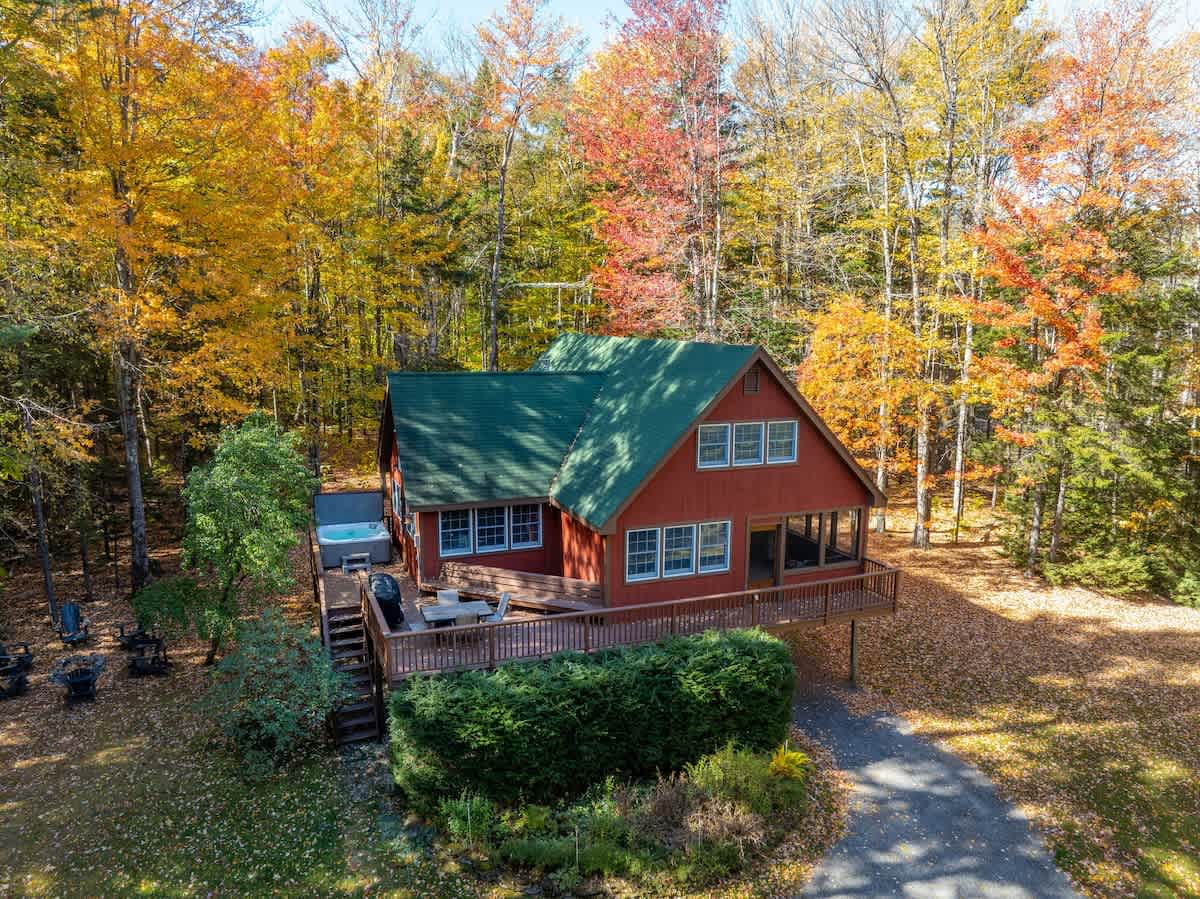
[662,524,697,578]
[732,421,765,466]
[438,509,473,557]
[698,520,732,574]
[696,423,731,469]
[509,503,543,549]
[766,420,798,464]
[625,527,661,583]
[474,505,509,554]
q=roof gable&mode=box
[387,371,603,507]
[532,333,757,529]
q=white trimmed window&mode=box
[662,525,697,577]
[767,420,798,463]
[439,509,472,556]
[625,528,660,582]
[510,503,542,548]
[697,423,731,468]
[698,521,731,573]
[475,506,508,552]
[733,422,765,465]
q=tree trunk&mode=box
[1026,484,1044,576]
[115,340,150,594]
[1049,465,1068,563]
[951,318,975,542]
[23,403,58,622]
[487,132,514,372]
[913,400,932,549]
[75,462,95,602]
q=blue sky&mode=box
[252,0,628,52]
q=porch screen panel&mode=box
[825,509,860,562]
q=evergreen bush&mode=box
[389,629,794,805]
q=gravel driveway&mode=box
[795,686,1082,899]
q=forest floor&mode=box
[1,466,1196,898]
[788,495,1200,899]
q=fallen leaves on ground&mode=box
[788,501,1200,899]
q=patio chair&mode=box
[0,641,33,674]
[57,603,89,646]
[128,639,170,677]
[0,666,28,700]
[436,589,460,606]
[50,654,105,703]
[484,593,511,624]
[117,622,157,652]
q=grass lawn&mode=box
[788,497,1200,899]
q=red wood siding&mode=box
[561,509,604,582]
[607,363,874,605]
[417,506,564,580]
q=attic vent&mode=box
[743,368,760,394]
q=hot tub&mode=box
[316,520,391,569]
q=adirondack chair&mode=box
[0,651,29,699]
[50,654,105,702]
[57,603,89,646]
[117,622,157,652]
[484,593,511,623]
[128,639,170,677]
[0,641,33,674]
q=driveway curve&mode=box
[795,686,1081,899]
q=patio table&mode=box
[420,601,494,626]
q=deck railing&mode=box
[362,562,899,684]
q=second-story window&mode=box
[697,423,730,468]
[733,422,765,465]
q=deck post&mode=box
[849,618,858,685]
[751,594,759,627]
[488,627,496,668]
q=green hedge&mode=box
[389,629,795,805]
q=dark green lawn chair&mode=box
[0,642,33,674]
[50,654,105,702]
[57,603,90,646]
[128,639,170,677]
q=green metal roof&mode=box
[533,333,757,529]
[387,371,604,508]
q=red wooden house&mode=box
[378,333,886,609]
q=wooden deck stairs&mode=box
[310,535,383,746]
[325,602,381,745]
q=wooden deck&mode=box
[358,559,899,685]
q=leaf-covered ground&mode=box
[788,500,1200,899]
[0,538,477,898]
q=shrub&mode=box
[685,742,807,818]
[769,743,812,780]
[389,629,794,805]
[1172,573,1200,608]
[499,836,576,870]
[1043,551,1154,596]
[201,608,347,774]
[133,577,231,646]
[438,793,503,848]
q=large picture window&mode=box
[662,525,697,577]
[439,509,472,556]
[698,521,731,573]
[767,420,798,463]
[783,508,862,570]
[697,423,731,468]
[626,528,660,582]
[510,504,542,548]
[474,506,508,552]
[733,422,765,465]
